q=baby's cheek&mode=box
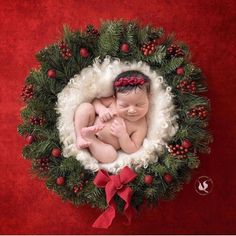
[119,112,127,120]
[117,109,124,116]
[141,106,149,115]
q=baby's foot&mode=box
[81,125,105,139]
[76,136,91,149]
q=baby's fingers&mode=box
[110,130,116,137]
[110,126,115,135]
[100,117,107,123]
[113,119,121,125]
[110,110,117,117]
[110,110,115,117]
[100,114,107,122]
[105,113,112,120]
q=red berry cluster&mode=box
[187,106,208,119]
[167,44,185,57]
[176,79,197,93]
[73,180,89,193]
[86,25,100,37]
[20,84,34,102]
[29,116,46,126]
[58,41,72,60]
[34,157,49,172]
[168,144,189,159]
[140,38,159,56]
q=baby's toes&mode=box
[98,124,105,130]
[77,137,91,149]
[94,127,101,133]
[83,141,91,147]
[93,125,102,130]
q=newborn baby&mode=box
[74,70,151,163]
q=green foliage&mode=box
[23,139,56,159]
[144,45,167,66]
[98,20,124,57]
[17,20,212,214]
[144,187,158,205]
[137,24,163,44]
[162,57,184,74]
[125,21,139,46]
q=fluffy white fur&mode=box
[56,56,178,174]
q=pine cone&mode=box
[140,38,159,56]
[20,84,34,102]
[58,41,72,60]
[167,44,184,57]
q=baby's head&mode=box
[113,70,151,122]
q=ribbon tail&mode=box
[118,186,137,225]
[92,202,116,229]
[123,204,137,225]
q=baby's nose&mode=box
[128,106,136,113]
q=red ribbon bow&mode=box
[92,166,137,229]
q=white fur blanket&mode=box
[56,56,178,174]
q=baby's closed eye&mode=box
[119,104,128,108]
[136,103,145,106]
[119,103,145,107]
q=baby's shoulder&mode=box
[130,117,147,131]
[128,118,147,138]
[139,117,148,129]
[100,96,114,106]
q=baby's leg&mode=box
[81,127,117,163]
[74,102,97,149]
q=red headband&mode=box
[114,76,145,87]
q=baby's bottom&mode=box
[74,102,117,163]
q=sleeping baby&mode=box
[74,70,151,163]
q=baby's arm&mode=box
[110,118,147,153]
[119,125,147,153]
[92,97,116,122]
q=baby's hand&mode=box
[99,108,116,122]
[110,117,127,138]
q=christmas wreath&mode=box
[18,20,212,228]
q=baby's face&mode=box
[115,88,149,122]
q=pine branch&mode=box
[98,20,124,57]
[162,57,184,74]
[143,45,167,66]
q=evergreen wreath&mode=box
[18,20,212,228]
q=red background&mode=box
[0,0,236,234]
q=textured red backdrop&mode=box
[0,0,236,234]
